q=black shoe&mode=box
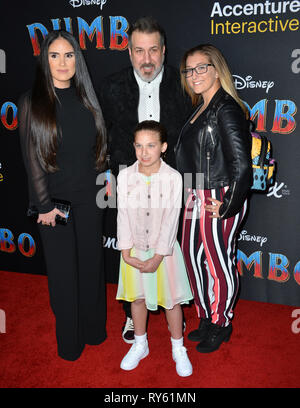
[187,318,212,342]
[196,322,232,353]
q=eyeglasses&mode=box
[181,64,214,78]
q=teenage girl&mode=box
[116,120,193,377]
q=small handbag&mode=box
[27,199,71,225]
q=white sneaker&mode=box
[120,341,149,371]
[172,346,193,377]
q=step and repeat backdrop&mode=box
[0,0,299,306]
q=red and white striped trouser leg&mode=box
[181,187,247,327]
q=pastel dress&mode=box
[116,160,193,311]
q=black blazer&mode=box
[175,87,252,219]
[98,65,191,173]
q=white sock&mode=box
[171,337,183,349]
[134,333,147,344]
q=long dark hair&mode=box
[31,29,106,172]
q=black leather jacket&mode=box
[175,87,252,219]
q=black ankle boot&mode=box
[196,322,232,353]
[187,318,212,342]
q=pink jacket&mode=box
[117,160,182,256]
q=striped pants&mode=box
[181,187,247,327]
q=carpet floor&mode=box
[0,270,299,388]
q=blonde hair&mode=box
[180,44,248,118]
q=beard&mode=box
[133,55,165,82]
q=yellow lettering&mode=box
[215,22,225,35]
[231,22,240,34]
[289,18,300,31]
[209,17,299,36]
[248,21,257,33]
[279,18,289,31]
[258,20,268,32]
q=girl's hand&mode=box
[37,208,66,227]
[121,250,145,270]
[127,256,146,270]
[140,254,164,273]
[205,197,223,218]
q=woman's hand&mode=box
[37,208,66,227]
[140,254,164,273]
[205,197,223,218]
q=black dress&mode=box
[18,87,107,361]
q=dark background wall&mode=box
[1,0,299,306]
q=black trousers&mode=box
[38,197,107,361]
[123,299,132,318]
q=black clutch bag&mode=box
[27,199,71,225]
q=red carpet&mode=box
[0,270,299,388]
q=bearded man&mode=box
[99,16,190,343]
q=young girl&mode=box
[116,120,193,377]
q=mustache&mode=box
[140,63,155,69]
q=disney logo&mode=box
[238,230,267,247]
[69,0,107,9]
[233,75,274,94]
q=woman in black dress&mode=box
[18,30,107,361]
